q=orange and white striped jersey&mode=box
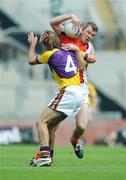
[60,32,95,83]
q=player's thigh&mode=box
[39,106,62,124]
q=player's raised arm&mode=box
[27,32,39,65]
[50,14,81,36]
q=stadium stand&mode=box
[0,0,126,121]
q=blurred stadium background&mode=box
[0,0,126,145]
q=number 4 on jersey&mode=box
[65,55,77,74]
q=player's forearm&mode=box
[50,14,73,35]
[81,51,96,64]
[28,45,37,65]
[76,52,96,70]
[50,14,73,26]
[76,51,87,70]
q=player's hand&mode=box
[28,32,38,47]
[70,14,81,32]
[61,43,79,52]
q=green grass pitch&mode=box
[0,144,126,180]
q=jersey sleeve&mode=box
[38,49,58,64]
[38,51,51,64]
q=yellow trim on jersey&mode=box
[38,49,58,63]
[38,49,85,64]
[52,69,80,89]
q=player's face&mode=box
[79,26,97,44]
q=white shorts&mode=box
[48,86,85,117]
[80,82,89,104]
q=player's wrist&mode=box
[30,44,36,49]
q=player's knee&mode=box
[36,118,46,128]
[77,122,87,131]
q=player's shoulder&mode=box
[44,48,58,55]
[39,49,58,62]
[60,32,77,43]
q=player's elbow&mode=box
[88,55,96,63]
[50,19,55,27]
[29,61,34,65]
[28,58,36,65]
[91,58,96,63]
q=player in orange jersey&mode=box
[49,14,98,159]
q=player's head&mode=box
[40,31,61,50]
[79,22,98,44]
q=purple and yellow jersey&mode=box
[38,48,80,89]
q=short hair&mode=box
[39,31,61,50]
[82,22,98,32]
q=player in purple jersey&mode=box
[27,31,88,167]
